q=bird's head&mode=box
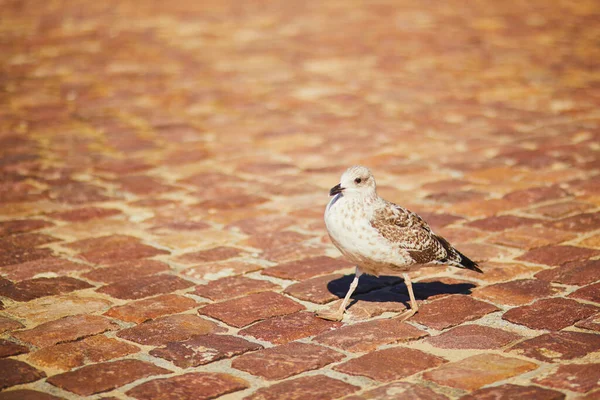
[330,165,377,198]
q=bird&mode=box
[317,165,482,322]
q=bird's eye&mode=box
[354,178,362,184]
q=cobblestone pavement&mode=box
[1,0,599,398]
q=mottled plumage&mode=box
[317,165,481,322]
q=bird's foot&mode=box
[396,308,417,322]
[315,309,344,322]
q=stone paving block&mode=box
[320,287,411,320]
[412,294,499,330]
[509,331,600,362]
[345,382,449,400]
[48,206,121,221]
[231,342,343,380]
[262,256,352,280]
[425,324,522,350]
[576,313,600,332]
[182,260,263,281]
[335,346,446,382]
[527,201,594,219]
[569,282,600,303]
[503,297,598,330]
[0,246,53,268]
[0,276,93,301]
[423,354,538,391]
[47,359,171,396]
[239,311,341,344]
[0,359,46,390]
[0,219,54,237]
[244,375,359,400]
[198,291,305,328]
[13,314,119,348]
[0,316,24,333]
[117,314,224,346]
[126,372,249,400]
[491,226,576,250]
[0,339,29,358]
[104,294,198,323]
[68,234,170,264]
[97,273,194,300]
[82,259,170,283]
[28,335,140,370]
[0,256,91,281]
[460,262,543,283]
[178,246,245,263]
[460,384,565,400]
[150,334,262,368]
[535,259,600,285]
[545,212,600,232]
[0,390,64,400]
[579,233,600,249]
[193,275,280,301]
[314,317,427,352]
[4,294,113,324]
[473,279,564,306]
[533,363,600,393]
[466,215,541,232]
[516,245,600,266]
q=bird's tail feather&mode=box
[436,234,483,273]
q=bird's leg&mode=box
[316,267,362,321]
[397,273,419,321]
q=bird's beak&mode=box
[329,183,343,196]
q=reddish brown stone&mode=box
[0,339,29,358]
[426,190,486,204]
[244,230,310,250]
[150,334,262,368]
[533,364,600,393]
[0,389,64,400]
[262,256,352,280]
[345,382,449,400]
[0,276,93,301]
[546,212,600,232]
[0,247,53,267]
[284,274,401,304]
[529,201,594,219]
[226,215,296,235]
[0,359,46,389]
[460,384,565,400]
[6,294,114,324]
[535,259,600,285]
[117,314,224,345]
[239,311,340,344]
[193,275,280,301]
[503,298,598,330]
[426,325,522,349]
[576,313,600,332]
[502,185,569,206]
[68,234,170,264]
[317,288,411,320]
[199,291,305,328]
[509,331,600,362]
[423,354,537,391]
[0,219,54,237]
[412,295,499,330]
[178,246,244,263]
[0,317,24,334]
[97,274,194,300]
[517,245,600,266]
[95,158,152,174]
[47,359,171,396]
[126,372,249,400]
[49,182,111,204]
[491,226,576,250]
[0,257,91,281]
[232,342,343,380]
[13,314,119,348]
[570,282,600,303]
[116,175,177,195]
[0,232,59,249]
[467,215,541,232]
[196,194,268,209]
[473,279,563,306]
[452,242,513,261]
[48,207,121,221]
[314,318,427,352]
[28,335,140,370]
[82,259,170,283]
[245,375,358,400]
[182,261,263,280]
[105,294,197,323]
[335,347,445,382]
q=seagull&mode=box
[317,165,482,322]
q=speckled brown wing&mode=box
[370,202,449,264]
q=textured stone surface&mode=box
[262,256,352,280]
[97,273,194,300]
[0,317,24,334]
[569,282,600,303]
[117,314,224,346]
[314,318,427,352]
[232,342,343,380]
[535,259,600,285]
[345,382,449,400]
[0,359,46,390]
[502,298,598,331]
[423,354,538,390]
[104,294,198,323]
[47,359,171,396]
[335,347,446,382]
[517,246,600,266]
[69,235,170,264]
[0,390,64,400]
[460,384,565,400]
[126,372,249,400]
[239,311,341,344]
[198,291,305,328]
[426,325,522,349]
[150,334,262,368]
[0,339,29,358]
[193,275,280,301]
[412,295,499,330]
[245,375,359,400]
[0,276,93,301]
[533,364,600,393]
[509,331,600,362]
[0,257,91,281]
[473,279,563,306]
[82,259,170,283]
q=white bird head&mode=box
[330,165,377,198]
